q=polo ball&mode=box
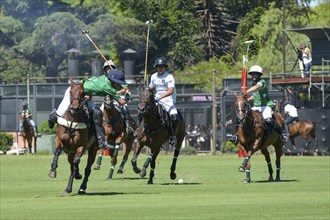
[178,178,184,184]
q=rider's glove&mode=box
[155,95,161,101]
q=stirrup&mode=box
[169,136,177,147]
[281,133,288,143]
[48,109,58,129]
[97,137,114,150]
[229,135,238,144]
[126,127,134,135]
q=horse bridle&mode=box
[236,97,251,123]
[137,91,156,116]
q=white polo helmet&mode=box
[248,65,263,75]
[102,60,116,70]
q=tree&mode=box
[17,12,86,81]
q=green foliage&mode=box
[38,120,56,135]
[180,146,197,155]
[221,140,238,152]
[0,132,14,152]
[176,58,236,92]
[0,0,319,84]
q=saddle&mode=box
[157,103,171,129]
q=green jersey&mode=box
[22,108,32,119]
[251,79,273,107]
[83,75,121,100]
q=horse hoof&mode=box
[268,177,274,182]
[48,171,57,178]
[147,180,153,184]
[75,174,83,180]
[117,169,123,174]
[275,178,280,182]
[93,165,100,170]
[63,190,72,195]
[242,178,251,183]
[238,166,246,172]
[133,168,141,174]
[170,172,176,180]
[140,168,147,177]
[78,189,86,194]
[106,176,112,179]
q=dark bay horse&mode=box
[48,80,98,194]
[131,88,185,184]
[287,120,318,152]
[234,93,285,183]
[20,114,36,154]
[93,95,137,179]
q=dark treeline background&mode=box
[0,0,328,91]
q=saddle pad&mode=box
[57,117,87,129]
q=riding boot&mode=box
[229,117,239,144]
[169,114,179,147]
[265,118,288,142]
[122,106,133,135]
[48,109,58,129]
[92,107,114,150]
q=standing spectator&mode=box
[300,43,312,78]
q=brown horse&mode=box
[93,95,137,179]
[287,120,318,152]
[131,88,185,184]
[20,114,36,154]
[234,93,285,183]
[48,80,98,194]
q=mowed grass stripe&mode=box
[0,154,329,220]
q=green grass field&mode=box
[0,153,329,220]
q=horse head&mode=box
[138,88,155,116]
[69,80,85,115]
[234,92,250,124]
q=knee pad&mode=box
[92,107,103,124]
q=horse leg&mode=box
[290,137,296,151]
[64,154,76,194]
[261,148,274,181]
[243,159,251,183]
[170,148,180,180]
[238,155,251,172]
[131,142,143,174]
[78,147,97,194]
[93,149,104,170]
[34,136,37,154]
[147,150,160,185]
[274,141,283,181]
[107,143,119,179]
[140,152,153,178]
[118,139,133,174]
[49,147,62,178]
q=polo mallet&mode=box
[144,20,153,86]
[82,30,113,70]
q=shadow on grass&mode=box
[160,182,202,186]
[254,179,299,183]
[69,191,155,196]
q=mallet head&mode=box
[82,30,89,34]
[145,20,153,25]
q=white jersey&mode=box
[149,71,177,103]
[149,71,177,115]
[284,104,298,117]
